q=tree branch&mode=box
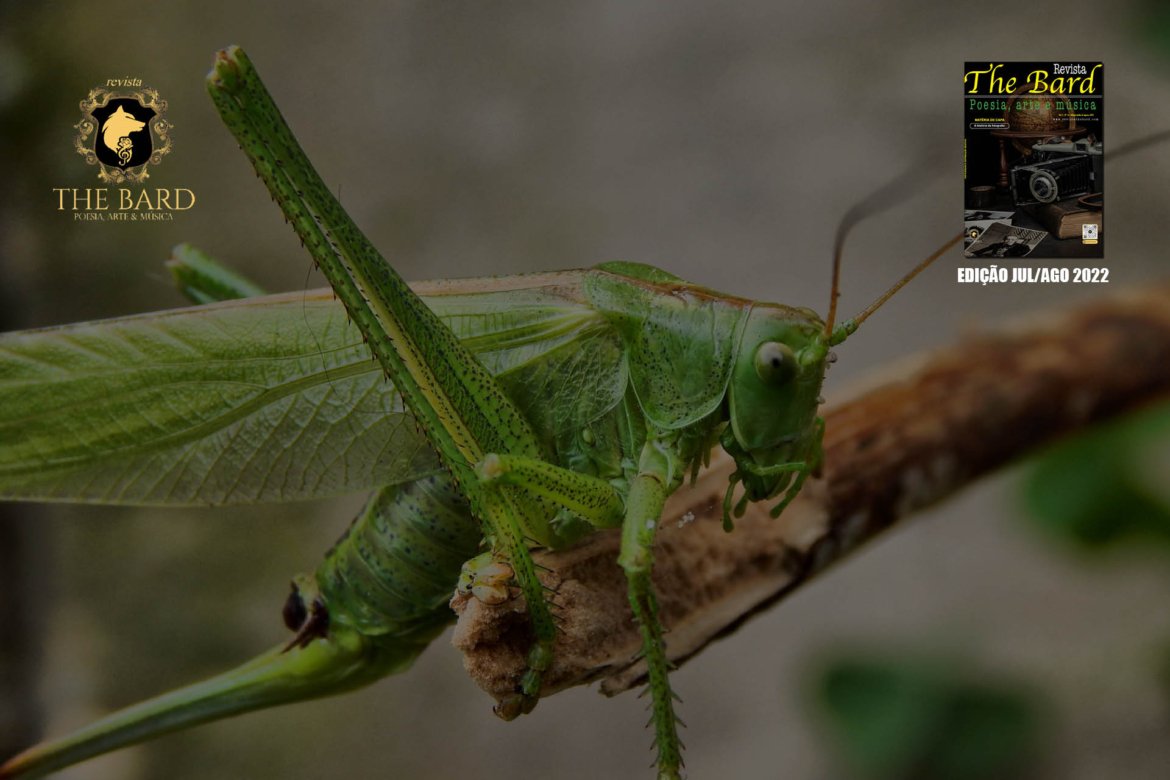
[451,286,1170,700]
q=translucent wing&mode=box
[0,274,620,506]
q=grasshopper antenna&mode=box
[823,159,945,337]
[824,127,1170,340]
[848,233,962,329]
[826,228,962,346]
[824,126,1170,345]
[1105,128,1170,161]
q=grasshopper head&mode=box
[724,304,830,505]
[718,201,961,521]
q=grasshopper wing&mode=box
[0,289,436,505]
[0,276,611,506]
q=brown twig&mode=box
[451,286,1170,700]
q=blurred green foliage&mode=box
[808,403,1170,780]
[1137,0,1170,60]
[1160,641,1170,709]
[813,654,1045,780]
[1024,401,1170,551]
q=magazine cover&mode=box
[964,62,1104,259]
[0,9,1167,780]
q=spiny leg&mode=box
[484,488,559,720]
[207,48,549,479]
[476,454,629,718]
[477,453,625,529]
[207,47,560,720]
[619,472,684,780]
[482,450,684,778]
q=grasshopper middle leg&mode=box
[479,449,684,779]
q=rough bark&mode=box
[451,285,1170,699]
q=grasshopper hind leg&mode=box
[208,46,565,729]
[487,510,558,721]
[476,451,685,775]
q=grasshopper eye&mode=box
[754,341,797,385]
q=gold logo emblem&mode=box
[74,86,173,183]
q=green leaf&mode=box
[815,654,1045,780]
[1136,0,1170,62]
[1023,401,1170,551]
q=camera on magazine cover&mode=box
[1009,138,1103,207]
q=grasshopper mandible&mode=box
[0,47,959,779]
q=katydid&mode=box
[0,47,959,779]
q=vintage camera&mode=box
[1009,138,1103,207]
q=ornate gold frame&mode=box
[74,86,174,184]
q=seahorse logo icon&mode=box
[101,106,145,166]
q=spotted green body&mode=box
[316,476,481,639]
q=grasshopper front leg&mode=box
[478,447,685,779]
[206,47,560,716]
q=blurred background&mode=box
[1,1,1168,778]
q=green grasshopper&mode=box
[0,47,958,779]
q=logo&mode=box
[74,85,172,183]
[1082,223,1099,244]
[54,78,193,221]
